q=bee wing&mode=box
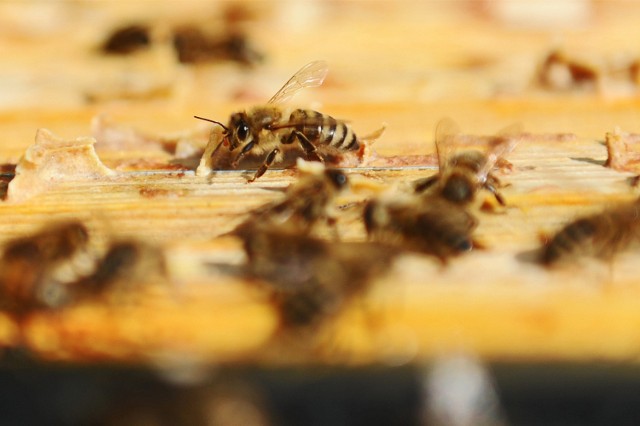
[434,117,461,172]
[267,60,329,105]
[477,123,523,183]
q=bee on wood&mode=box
[233,161,349,236]
[101,24,151,55]
[540,200,640,265]
[0,221,167,313]
[413,118,520,207]
[195,60,384,182]
[233,225,395,327]
[0,221,94,312]
[77,240,167,297]
[173,26,263,66]
[363,195,479,262]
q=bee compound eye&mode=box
[326,170,348,189]
[237,123,250,142]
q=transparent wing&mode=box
[267,60,329,105]
[434,117,461,173]
[477,123,523,182]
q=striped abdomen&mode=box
[289,109,359,151]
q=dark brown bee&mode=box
[413,118,520,206]
[541,200,640,265]
[0,221,166,313]
[77,240,167,297]
[0,221,93,312]
[195,61,383,182]
[101,24,151,55]
[233,162,349,236]
[173,26,263,66]
[233,225,395,327]
[363,195,479,262]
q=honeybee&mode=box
[0,221,94,312]
[540,199,640,265]
[363,195,479,262]
[0,221,167,313]
[233,225,395,327]
[413,118,520,206]
[77,240,167,296]
[195,60,383,182]
[233,161,349,236]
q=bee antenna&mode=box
[194,115,229,133]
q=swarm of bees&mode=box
[3,57,638,354]
[220,110,522,328]
[195,60,385,182]
[0,220,167,315]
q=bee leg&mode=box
[232,141,256,167]
[293,131,323,163]
[248,148,280,182]
[484,182,506,206]
[413,175,439,193]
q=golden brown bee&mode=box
[233,225,395,327]
[363,195,479,262]
[540,200,640,265]
[195,61,383,182]
[0,221,93,312]
[233,161,349,236]
[413,118,520,206]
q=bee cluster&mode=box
[100,6,263,67]
[1,60,639,346]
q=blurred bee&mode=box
[363,195,479,262]
[413,118,520,206]
[0,221,167,313]
[195,60,384,182]
[233,225,395,327]
[540,199,640,265]
[233,161,349,236]
[0,221,94,312]
[76,240,167,298]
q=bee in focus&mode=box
[540,199,640,265]
[413,118,520,207]
[0,221,94,312]
[0,221,167,313]
[233,225,395,328]
[195,60,384,182]
[233,160,349,236]
[363,195,479,262]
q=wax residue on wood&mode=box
[6,128,115,203]
[605,128,640,172]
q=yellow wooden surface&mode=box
[2,1,640,365]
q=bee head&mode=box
[193,115,232,147]
[324,169,348,190]
[228,112,253,150]
[442,172,474,204]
